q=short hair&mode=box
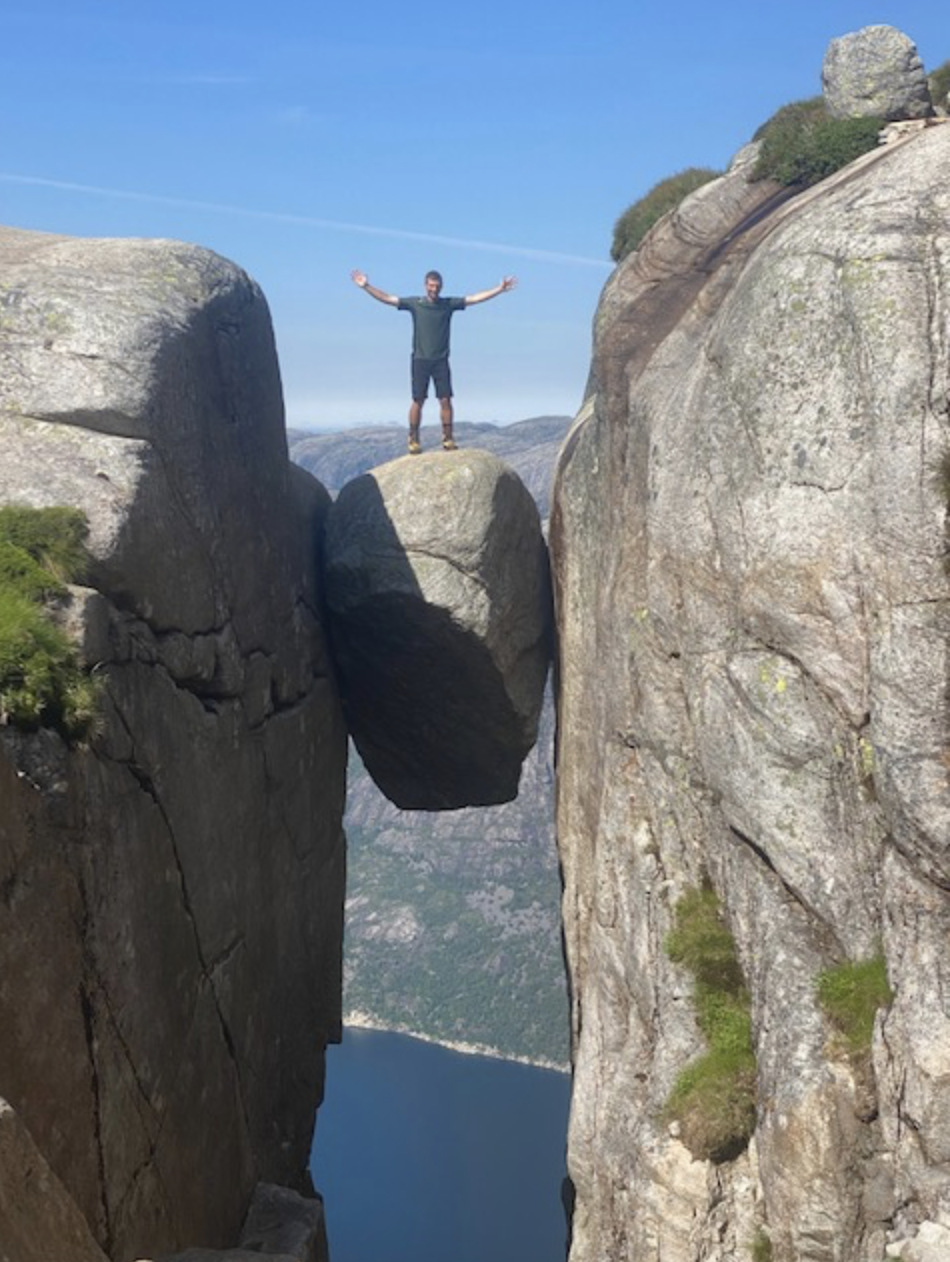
[425,270,443,285]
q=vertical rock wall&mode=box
[552,125,950,1260]
[0,228,347,1260]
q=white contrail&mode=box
[0,173,612,270]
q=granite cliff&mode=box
[0,228,347,1260]
[553,91,950,1262]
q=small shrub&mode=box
[663,886,757,1162]
[817,952,893,1058]
[752,96,826,143]
[611,167,722,262]
[0,506,98,742]
[753,96,883,187]
[929,60,950,111]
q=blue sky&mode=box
[2,3,946,430]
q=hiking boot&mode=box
[408,434,422,455]
[441,434,458,451]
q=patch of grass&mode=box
[817,952,893,1059]
[0,540,66,603]
[752,96,883,188]
[0,505,89,583]
[0,506,99,742]
[663,886,757,1163]
[611,167,722,263]
[751,1228,773,1261]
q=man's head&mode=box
[424,270,443,300]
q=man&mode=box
[351,269,517,454]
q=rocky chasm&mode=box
[3,28,950,1262]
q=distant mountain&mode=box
[288,415,572,519]
[289,416,572,1066]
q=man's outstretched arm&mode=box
[351,270,399,306]
[464,276,518,306]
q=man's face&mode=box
[425,275,442,300]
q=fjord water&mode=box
[311,1027,571,1262]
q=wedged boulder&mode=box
[822,25,933,120]
[0,226,347,1258]
[324,448,551,810]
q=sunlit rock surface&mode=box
[324,448,551,810]
[552,99,950,1262]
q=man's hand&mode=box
[464,276,519,305]
[351,271,399,306]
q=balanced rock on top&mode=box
[822,24,933,121]
[324,447,551,810]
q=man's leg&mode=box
[439,399,457,449]
[434,361,457,450]
[409,360,428,454]
[408,400,423,453]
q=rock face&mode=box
[552,114,950,1261]
[324,448,551,809]
[0,228,347,1259]
[823,25,933,121]
[0,1097,109,1262]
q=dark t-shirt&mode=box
[397,295,467,360]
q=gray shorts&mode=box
[411,357,453,402]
